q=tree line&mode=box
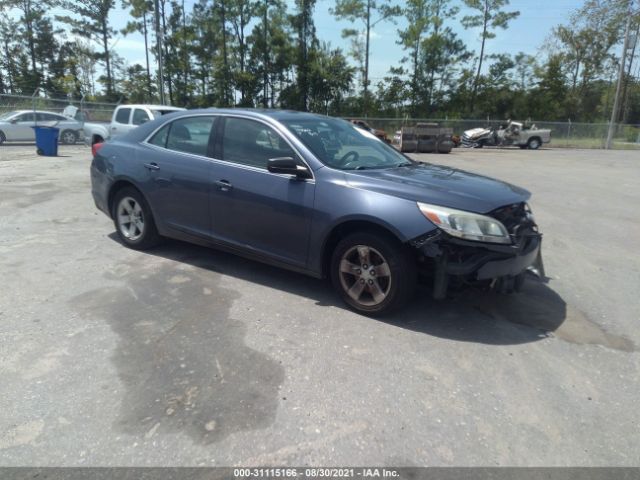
[0,0,639,123]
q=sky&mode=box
[60,0,587,81]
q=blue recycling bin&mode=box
[32,126,59,156]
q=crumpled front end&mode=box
[411,202,544,298]
[461,127,491,147]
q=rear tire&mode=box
[112,187,161,250]
[330,232,416,316]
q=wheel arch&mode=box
[107,179,145,218]
[91,133,105,145]
[320,218,407,278]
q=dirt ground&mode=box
[1,144,638,466]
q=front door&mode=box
[12,112,36,140]
[209,116,315,268]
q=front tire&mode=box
[112,187,161,250]
[0,130,6,145]
[527,137,541,150]
[330,232,416,315]
[60,129,78,145]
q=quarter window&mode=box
[115,108,131,124]
[165,116,215,156]
[221,117,296,169]
[132,109,150,125]
[148,124,170,148]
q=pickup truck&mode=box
[462,121,551,149]
[83,104,185,146]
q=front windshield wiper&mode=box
[394,162,412,168]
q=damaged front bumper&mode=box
[411,228,544,299]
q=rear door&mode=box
[208,116,315,267]
[36,112,57,127]
[132,108,151,127]
[142,115,217,238]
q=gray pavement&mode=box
[0,144,639,466]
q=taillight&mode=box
[92,142,105,157]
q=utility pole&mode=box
[363,0,370,116]
[606,0,633,149]
[154,0,166,105]
[263,0,269,108]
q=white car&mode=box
[0,110,84,145]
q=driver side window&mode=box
[18,113,35,122]
[221,117,297,169]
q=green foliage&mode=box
[331,0,401,113]
[56,0,118,98]
[0,0,638,126]
[461,0,519,110]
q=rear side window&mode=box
[132,109,150,125]
[222,117,296,169]
[163,116,215,156]
[115,108,131,124]
[37,113,58,121]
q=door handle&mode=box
[144,162,160,171]
[215,180,233,192]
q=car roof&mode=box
[11,110,68,115]
[121,104,185,110]
[189,108,333,123]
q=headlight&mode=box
[417,202,511,244]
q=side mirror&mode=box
[267,157,312,179]
[10,118,17,124]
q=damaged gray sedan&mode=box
[90,109,544,315]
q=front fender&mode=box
[307,168,437,274]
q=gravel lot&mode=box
[1,144,639,466]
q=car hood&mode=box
[344,163,530,214]
[463,127,491,139]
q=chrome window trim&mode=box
[141,112,315,182]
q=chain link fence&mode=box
[2,93,638,149]
[0,93,119,123]
[347,117,640,150]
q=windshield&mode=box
[282,117,412,170]
[0,111,18,120]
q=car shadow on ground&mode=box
[110,235,566,347]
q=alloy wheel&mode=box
[117,196,145,241]
[338,245,392,307]
[61,131,76,144]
